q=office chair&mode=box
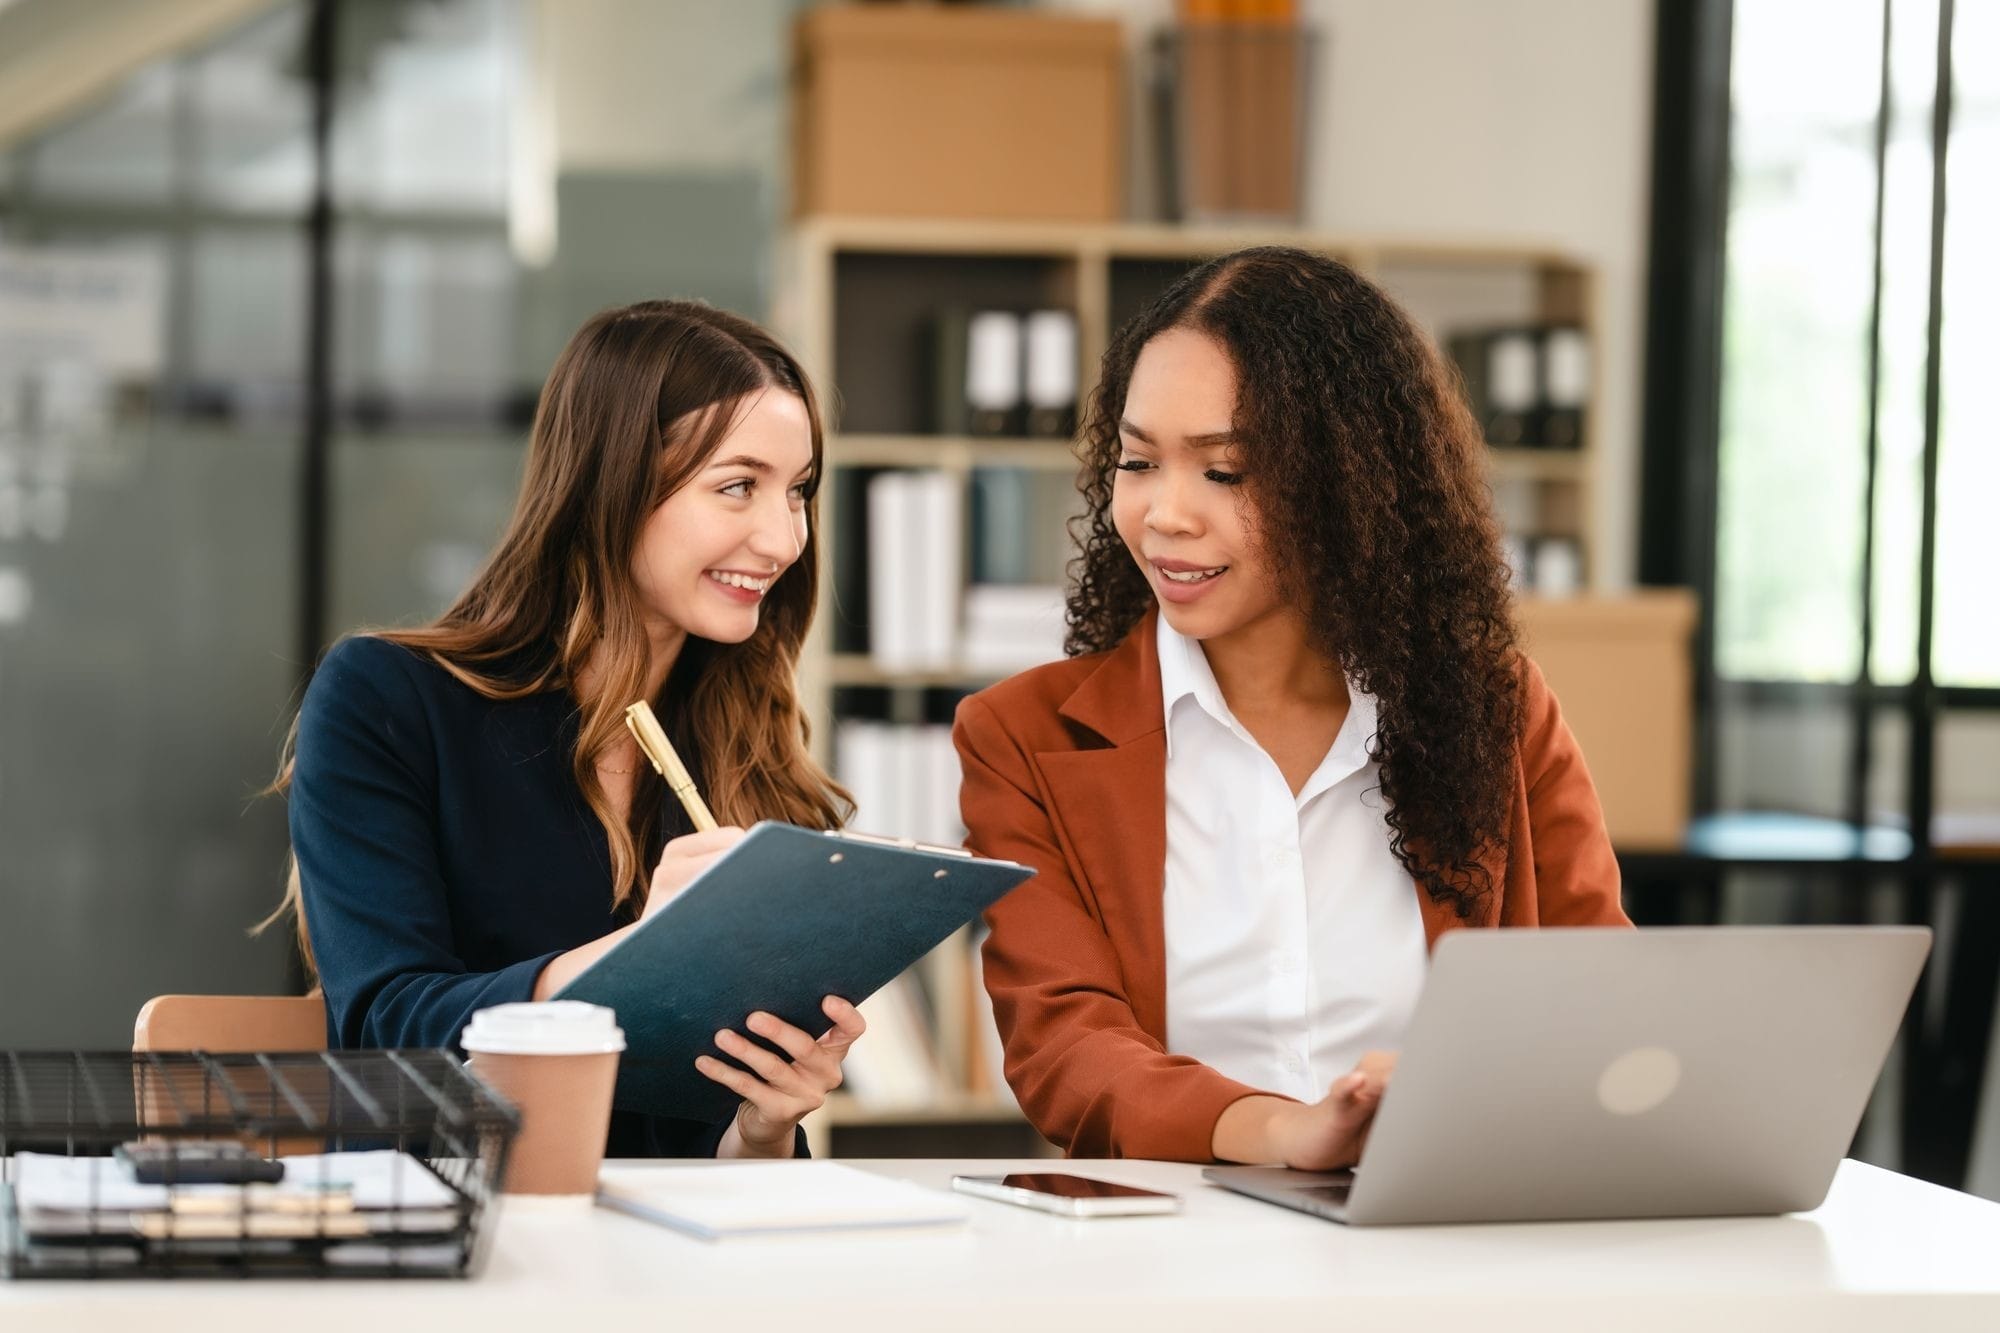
[132,993,327,1053]
[130,994,329,1151]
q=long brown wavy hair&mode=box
[259,299,849,975]
[1068,247,1522,919]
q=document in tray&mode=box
[556,820,1034,1121]
[8,1149,460,1240]
[595,1162,969,1240]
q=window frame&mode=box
[1641,0,1993,855]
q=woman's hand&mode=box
[707,997,868,1159]
[1268,1051,1398,1171]
[530,828,746,1001]
[1210,1050,1399,1170]
[643,826,745,918]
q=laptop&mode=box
[1204,926,1930,1226]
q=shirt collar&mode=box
[1157,612,1228,760]
[1155,611,1380,786]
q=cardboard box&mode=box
[1517,590,1699,851]
[792,7,1124,222]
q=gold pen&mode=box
[623,701,719,832]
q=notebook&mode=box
[594,1162,969,1240]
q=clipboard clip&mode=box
[826,829,975,859]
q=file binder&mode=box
[555,821,1034,1120]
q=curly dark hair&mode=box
[1067,246,1523,920]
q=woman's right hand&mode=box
[1267,1051,1398,1171]
[642,826,745,918]
[533,825,745,1000]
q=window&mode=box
[1714,0,1997,690]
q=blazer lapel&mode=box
[1036,611,1172,1041]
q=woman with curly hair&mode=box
[953,247,1627,1167]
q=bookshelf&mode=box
[775,217,1606,1154]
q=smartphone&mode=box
[950,1172,1182,1218]
[116,1141,286,1186]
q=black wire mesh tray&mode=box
[1,1050,518,1279]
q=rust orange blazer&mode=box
[953,608,1630,1161]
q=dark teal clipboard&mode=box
[553,820,1034,1121]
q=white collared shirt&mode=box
[1158,613,1428,1103]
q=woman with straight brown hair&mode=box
[261,299,864,1158]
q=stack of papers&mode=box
[595,1162,969,1240]
[5,1149,467,1272]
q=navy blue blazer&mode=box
[290,634,764,1158]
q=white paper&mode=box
[9,1148,456,1214]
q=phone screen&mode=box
[994,1173,1174,1200]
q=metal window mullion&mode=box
[289,0,338,999]
[1689,0,1736,818]
[1907,0,1955,860]
[1848,0,1895,832]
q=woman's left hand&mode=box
[704,996,867,1158]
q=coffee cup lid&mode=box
[460,1001,626,1056]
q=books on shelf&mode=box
[1445,324,1590,450]
[835,931,1008,1111]
[966,924,1017,1109]
[961,583,1066,673]
[844,971,950,1108]
[1449,326,1537,447]
[833,719,982,1108]
[969,468,1035,584]
[965,310,1024,437]
[864,469,1071,678]
[1023,309,1079,438]
[1500,533,1587,596]
[835,719,963,848]
[1530,536,1584,596]
[970,467,1078,584]
[932,306,1079,440]
[1539,327,1590,449]
[866,470,961,672]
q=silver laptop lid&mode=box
[1342,926,1930,1225]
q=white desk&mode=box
[5,1158,1999,1332]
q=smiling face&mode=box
[631,386,815,649]
[1110,326,1289,648]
